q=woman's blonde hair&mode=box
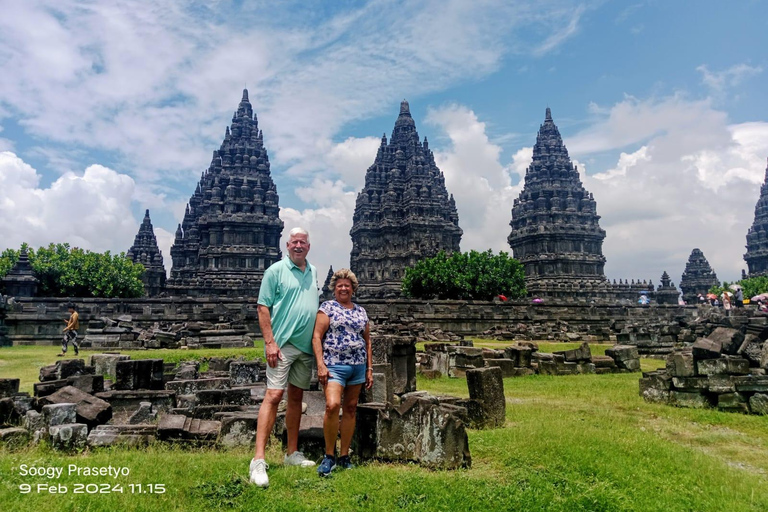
[329,268,359,293]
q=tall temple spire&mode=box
[508,108,608,299]
[744,157,768,277]
[167,89,283,298]
[349,101,462,298]
[127,210,166,297]
[679,248,719,304]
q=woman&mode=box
[311,268,372,477]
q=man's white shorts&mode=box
[265,342,315,390]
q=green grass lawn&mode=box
[1,343,767,511]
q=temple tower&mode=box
[507,108,607,298]
[127,210,167,297]
[349,100,462,298]
[0,248,38,298]
[744,158,768,277]
[679,248,719,304]
[167,89,284,297]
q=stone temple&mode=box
[679,248,719,304]
[744,158,768,278]
[508,109,608,299]
[167,90,283,297]
[350,100,462,298]
[127,210,166,297]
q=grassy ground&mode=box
[1,342,766,511]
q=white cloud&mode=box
[697,63,763,93]
[0,151,139,255]
[532,4,585,56]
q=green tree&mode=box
[402,250,526,300]
[711,275,768,302]
[0,243,145,298]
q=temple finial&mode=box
[242,88,249,102]
[400,99,410,115]
[545,107,552,121]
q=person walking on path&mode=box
[311,268,373,477]
[249,227,319,488]
[59,303,79,356]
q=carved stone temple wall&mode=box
[349,100,462,298]
[679,248,719,304]
[166,90,283,298]
[744,158,768,278]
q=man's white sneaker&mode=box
[249,458,269,487]
[284,451,316,467]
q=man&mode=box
[60,303,80,356]
[250,227,319,488]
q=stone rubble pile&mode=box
[418,341,640,378]
[83,315,252,350]
[640,327,768,414]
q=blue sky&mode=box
[1,0,767,288]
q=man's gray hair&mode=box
[288,227,310,243]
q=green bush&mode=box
[402,249,526,300]
[0,243,145,298]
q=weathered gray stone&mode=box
[717,393,749,413]
[95,390,175,424]
[229,361,262,386]
[670,391,711,408]
[165,378,230,395]
[504,346,533,367]
[90,353,131,378]
[732,375,768,392]
[0,427,30,447]
[606,345,640,371]
[671,376,708,390]
[737,334,763,366]
[195,388,251,406]
[708,375,736,394]
[127,402,157,424]
[42,403,76,427]
[706,327,744,356]
[157,414,220,441]
[466,367,505,429]
[666,350,695,377]
[0,378,20,398]
[692,338,722,360]
[34,374,104,398]
[39,386,112,428]
[749,393,768,415]
[39,359,90,382]
[174,362,199,381]
[355,397,470,469]
[697,357,750,376]
[218,414,257,447]
[87,424,157,447]
[49,423,88,451]
[554,342,591,362]
[114,359,164,390]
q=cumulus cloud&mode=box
[0,151,139,255]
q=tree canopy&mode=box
[0,243,145,298]
[401,249,526,301]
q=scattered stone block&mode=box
[554,342,591,362]
[707,375,736,394]
[114,359,164,390]
[42,403,76,427]
[484,358,518,378]
[165,378,230,395]
[666,350,695,377]
[707,327,744,355]
[749,393,768,415]
[732,375,768,392]
[157,414,220,441]
[717,393,749,413]
[95,390,175,424]
[127,402,157,424]
[670,391,711,409]
[174,362,199,381]
[218,413,257,447]
[229,361,262,386]
[49,423,88,451]
[39,386,112,428]
[0,379,20,398]
[87,424,157,447]
[466,367,505,429]
[90,354,130,378]
[0,427,30,448]
[606,345,640,371]
[697,357,750,376]
[692,338,722,360]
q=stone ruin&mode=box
[0,248,38,298]
[418,341,640,379]
[83,314,252,350]
[126,210,167,297]
[640,326,768,414]
[744,158,768,278]
[0,328,511,469]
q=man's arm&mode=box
[257,304,282,368]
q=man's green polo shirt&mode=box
[257,257,319,354]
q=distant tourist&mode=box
[249,227,319,488]
[735,288,744,308]
[722,293,731,313]
[59,303,80,357]
[311,268,372,477]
